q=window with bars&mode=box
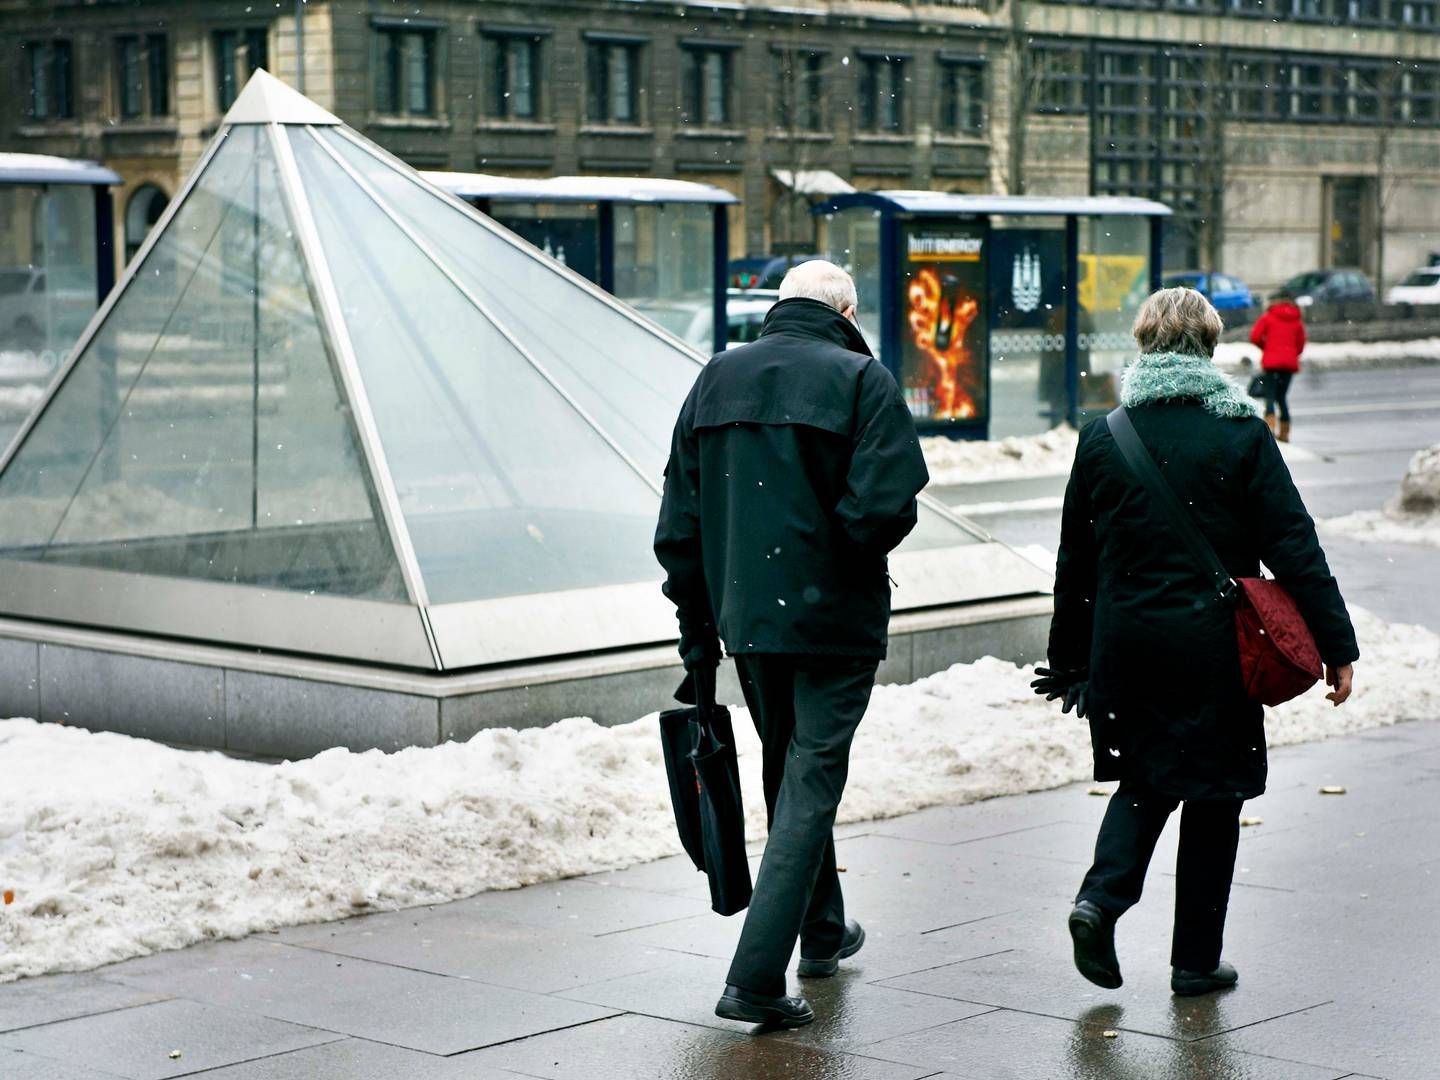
[1028,45,1089,114]
[773,49,826,131]
[26,40,73,120]
[1287,60,1333,118]
[1346,0,1388,19]
[214,27,268,112]
[1342,65,1385,121]
[586,40,643,124]
[374,26,439,117]
[682,46,733,127]
[1397,65,1440,122]
[858,55,907,133]
[116,33,169,119]
[938,58,986,135]
[1228,55,1284,118]
[485,33,540,120]
[1398,0,1438,23]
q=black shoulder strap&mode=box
[1105,407,1235,603]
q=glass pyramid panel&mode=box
[0,125,406,600]
[304,130,981,558]
[290,128,664,606]
[313,127,702,481]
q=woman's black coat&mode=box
[1048,403,1359,800]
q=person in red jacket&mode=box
[1248,291,1306,442]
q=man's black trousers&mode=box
[1076,780,1244,973]
[725,654,878,998]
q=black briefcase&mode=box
[658,667,752,916]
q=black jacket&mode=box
[654,297,928,659]
[1049,404,1359,800]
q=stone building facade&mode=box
[4,0,1439,291]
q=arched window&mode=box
[124,184,168,265]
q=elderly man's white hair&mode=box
[777,260,858,314]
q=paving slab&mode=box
[279,905,678,994]
[99,939,617,1056]
[557,952,995,1048]
[461,1012,936,1080]
[0,999,340,1080]
[0,972,169,1034]
[866,1006,1351,1080]
[1224,999,1440,1080]
[0,1047,127,1079]
[176,1038,521,1079]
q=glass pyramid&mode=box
[0,72,1049,672]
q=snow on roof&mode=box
[0,153,120,186]
[816,191,1173,217]
[422,171,739,205]
[771,168,855,196]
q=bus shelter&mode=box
[0,154,120,446]
[814,192,1171,440]
[422,172,735,353]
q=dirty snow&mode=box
[923,425,1078,486]
[1320,443,1440,548]
[0,607,1432,983]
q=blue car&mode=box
[1162,271,1255,311]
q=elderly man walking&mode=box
[654,260,928,1029]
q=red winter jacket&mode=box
[1249,302,1306,373]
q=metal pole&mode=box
[251,160,261,531]
[93,184,115,302]
[711,203,727,353]
[294,0,305,93]
[1064,214,1081,429]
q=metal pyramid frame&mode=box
[0,72,1049,673]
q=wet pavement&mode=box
[2,717,1436,1079]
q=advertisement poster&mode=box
[900,223,987,424]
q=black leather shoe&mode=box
[1068,900,1123,989]
[1172,961,1239,996]
[798,919,866,978]
[715,984,814,1028]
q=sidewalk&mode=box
[2,719,1436,1080]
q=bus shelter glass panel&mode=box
[1078,215,1151,425]
[0,126,404,599]
[613,203,715,352]
[988,216,1069,439]
[486,201,601,286]
[897,218,988,426]
[823,207,882,358]
[0,182,99,448]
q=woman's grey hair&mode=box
[1131,286,1225,357]
[778,260,859,314]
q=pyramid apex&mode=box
[222,69,341,126]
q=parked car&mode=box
[683,289,779,351]
[1279,269,1376,306]
[1161,270,1255,311]
[1385,266,1440,305]
[727,254,822,291]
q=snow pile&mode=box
[1215,337,1440,371]
[0,607,1433,982]
[1321,443,1440,548]
[923,425,1077,486]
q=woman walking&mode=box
[1249,290,1306,442]
[1034,287,1357,996]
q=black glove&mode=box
[1030,666,1089,719]
[674,635,721,704]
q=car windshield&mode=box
[1283,272,1329,292]
[1399,271,1440,287]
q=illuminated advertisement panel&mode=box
[899,222,988,425]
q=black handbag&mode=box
[658,667,752,916]
[1247,373,1267,398]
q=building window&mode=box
[485,33,540,120]
[1228,55,1283,118]
[1029,45,1089,114]
[938,58,986,135]
[586,39,642,124]
[26,40,73,120]
[1345,0,1388,19]
[682,46,733,127]
[124,184,169,263]
[214,28,268,112]
[1398,0,1438,24]
[1398,65,1440,123]
[1286,60,1332,118]
[374,26,439,117]
[116,33,169,119]
[858,55,907,133]
[774,49,825,131]
[1342,65,1383,121]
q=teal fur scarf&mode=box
[1119,351,1259,419]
